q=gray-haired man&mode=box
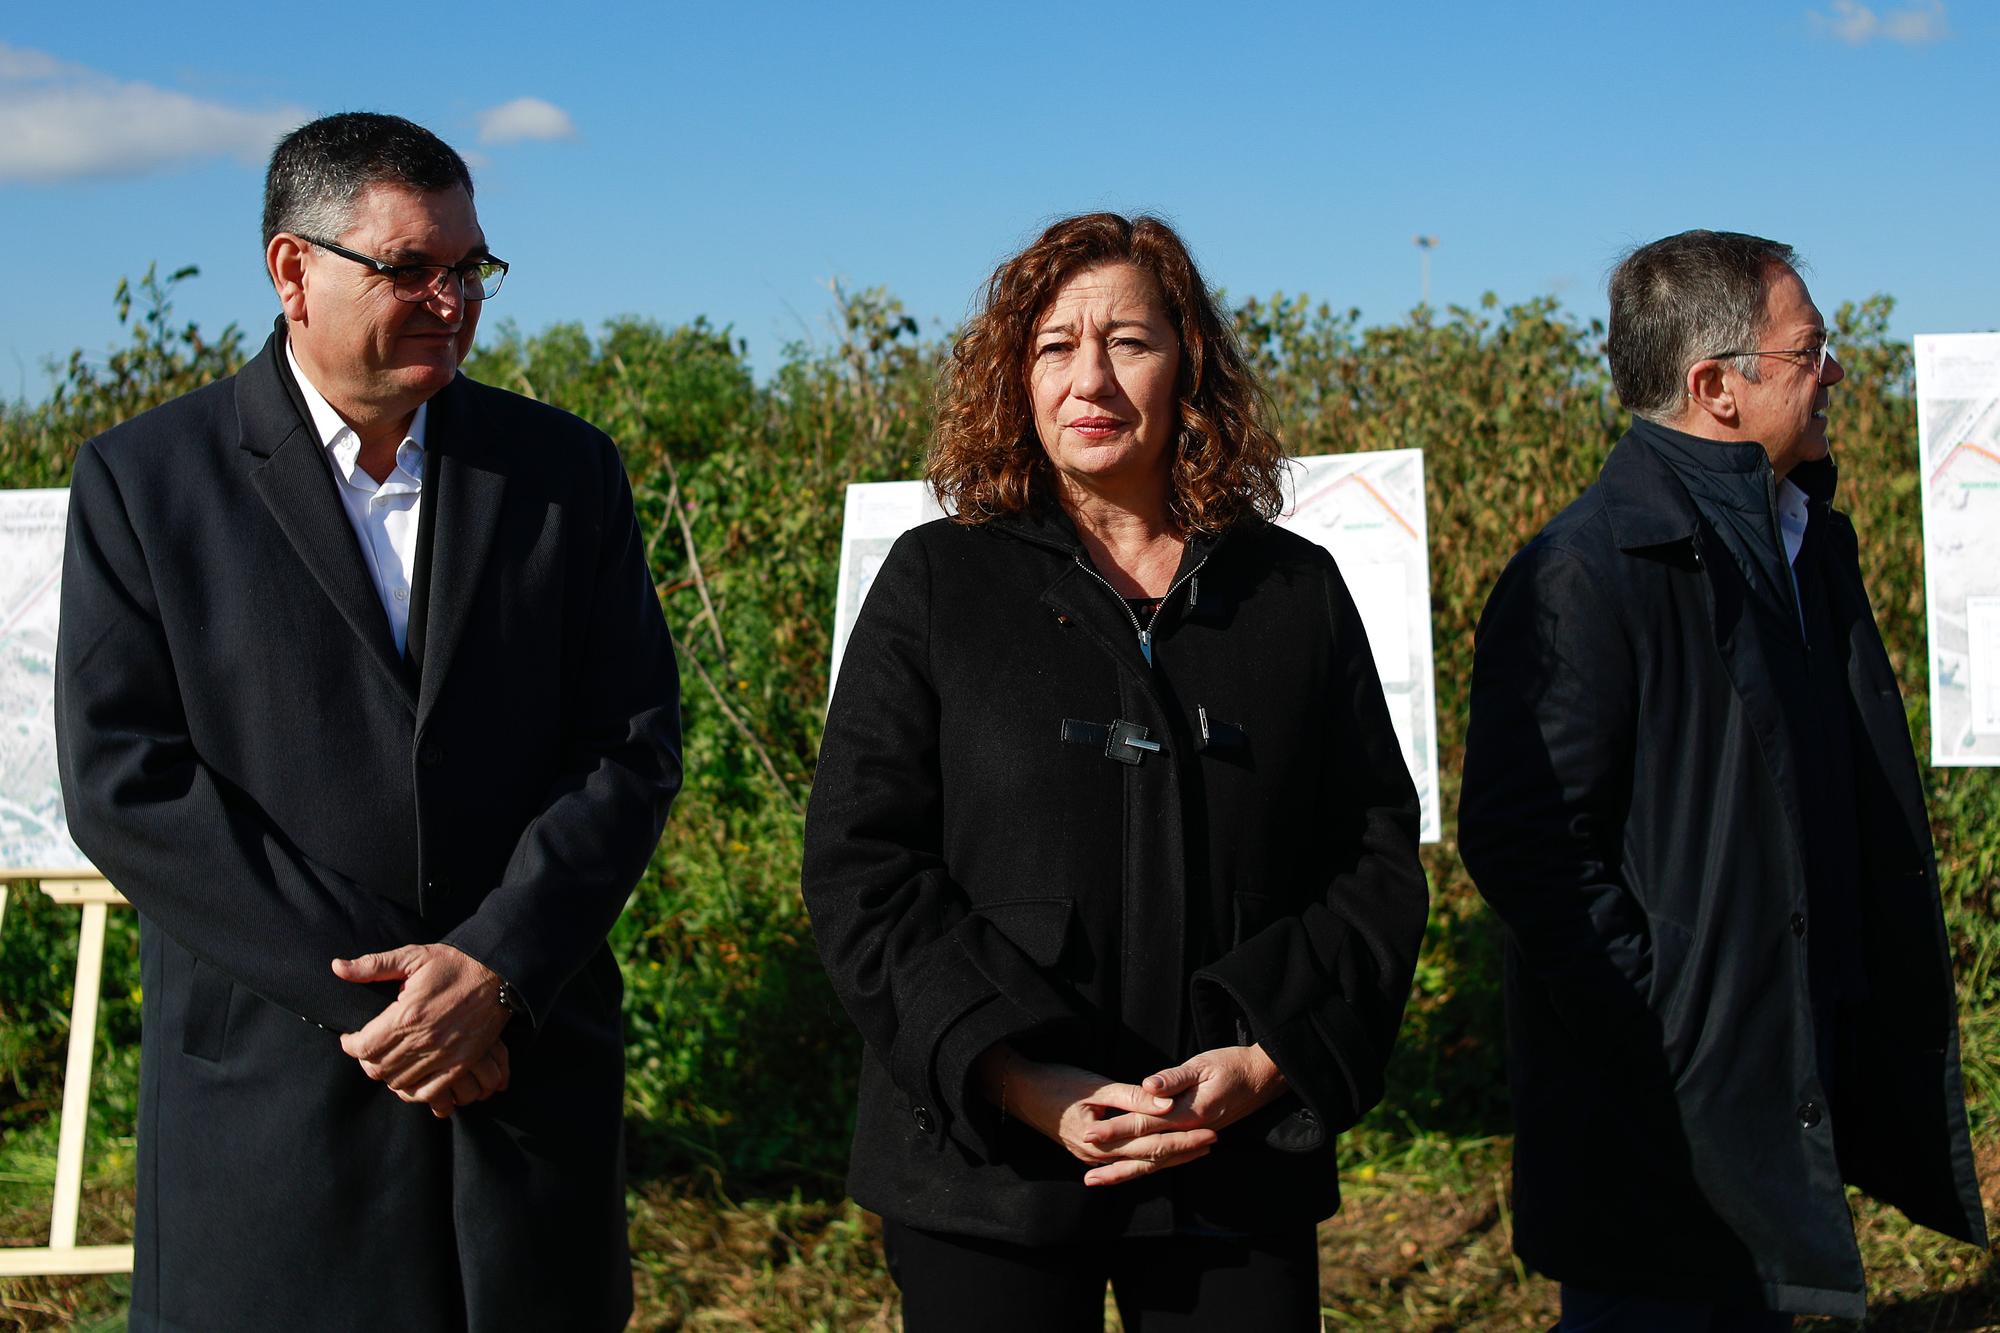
[1460,231,1985,1329]
[57,111,680,1330]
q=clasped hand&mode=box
[332,943,511,1118]
[981,1044,1288,1187]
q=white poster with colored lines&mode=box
[0,489,94,876]
[1916,333,2000,765]
[1275,450,1440,841]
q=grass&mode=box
[2,994,1992,1331]
[0,1114,134,1331]
[5,1127,1996,1331]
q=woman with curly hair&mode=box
[803,213,1427,1331]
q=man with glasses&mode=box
[1460,230,1985,1329]
[55,112,681,1331]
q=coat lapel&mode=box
[1605,430,1813,864]
[237,333,416,710]
[1699,528,1812,861]
[416,374,507,724]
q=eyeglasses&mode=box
[1706,335,1836,379]
[300,236,509,303]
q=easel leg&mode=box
[49,899,108,1249]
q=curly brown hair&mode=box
[928,212,1285,535]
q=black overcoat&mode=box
[54,329,682,1332]
[802,505,1428,1243]
[1459,426,1986,1319]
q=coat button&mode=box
[912,1105,934,1134]
[418,739,445,767]
[425,876,449,896]
[1798,1101,1822,1129]
[1790,912,1807,938]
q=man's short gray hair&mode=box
[1608,230,1800,423]
[262,112,474,266]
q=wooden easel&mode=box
[0,872,134,1277]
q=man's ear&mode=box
[267,235,311,323]
[1683,358,1739,430]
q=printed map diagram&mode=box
[1917,334,2000,765]
[828,451,1441,842]
[828,481,948,703]
[1276,450,1441,842]
[0,489,92,875]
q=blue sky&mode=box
[3,0,1992,401]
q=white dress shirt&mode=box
[286,341,427,655]
[1778,476,1810,634]
[1777,477,1809,568]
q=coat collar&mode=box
[985,497,1231,579]
[413,370,506,725]
[986,498,1087,557]
[1600,417,1840,553]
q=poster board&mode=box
[1277,450,1441,842]
[827,451,1443,842]
[1,488,94,877]
[1915,334,2000,765]
[826,479,947,698]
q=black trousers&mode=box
[882,1219,1322,1332]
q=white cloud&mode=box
[476,97,577,146]
[0,45,69,80]
[1812,0,1950,45]
[0,43,305,184]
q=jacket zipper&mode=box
[1072,555,1209,666]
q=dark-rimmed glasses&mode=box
[300,236,509,303]
[1706,335,1836,378]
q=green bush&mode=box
[3,269,1993,1195]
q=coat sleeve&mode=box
[55,439,427,1033]
[1187,553,1430,1139]
[802,530,1090,1157]
[441,440,683,1028]
[1458,540,1654,1046]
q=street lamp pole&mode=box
[1413,234,1440,307]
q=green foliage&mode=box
[463,288,939,1181]
[0,891,140,1145]
[0,265,246,488]
[1233,291,1623,1132]
[4,267,1996,1197]
[0,266,221,1179]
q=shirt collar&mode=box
[284,338,428,462]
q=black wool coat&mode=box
[1460,424,1986,1320]
[55,329,682,1332]
[802,504,1429,1244]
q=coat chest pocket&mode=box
[971,897,1074,967]
[181,956,236,1064]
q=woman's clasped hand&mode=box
[977,1043,1289,1186]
